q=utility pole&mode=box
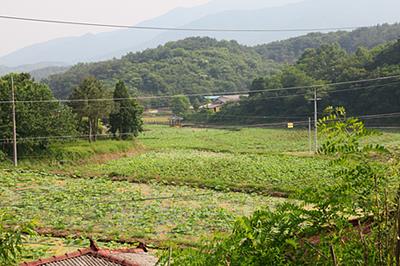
[308,117,312,153]
[11,75,18,166]
[313,88,321,153]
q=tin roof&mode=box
[20,241,158,266]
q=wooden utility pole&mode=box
[308,117,312,153]
[11,75,18,166]
[313,88,321,153]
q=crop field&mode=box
[0,169,286,247]
[2,125,399,261]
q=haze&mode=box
[0,0,301,57]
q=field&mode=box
[1,125,400,261]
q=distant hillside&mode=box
[0,62,70,79]
[2,0,400,66]
[0,0,296,66]
[46,37,278,99]
[254,23,400,63]
[30,66,70,81]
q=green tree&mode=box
[171,95,191,116]
[0,73,76,156]
[109,81,144,139]
[69,76,111,142]
[249,77,266,97]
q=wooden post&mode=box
[11,75,18,167]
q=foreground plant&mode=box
[0,210,35,265]
[164,106,399,265]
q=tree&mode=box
[69,77,111,142]
[249,77,266,97]
[171,95,191,116]
[109,81,144,139]
[0,73,76,156]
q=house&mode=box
[201,95,247,112]
[20,240,158,266]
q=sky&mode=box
[0,0,301,58]
[0,0,209,57]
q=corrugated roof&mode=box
[42,254,122,266]
[21,242,157,266]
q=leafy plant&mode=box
[0,211,35,265]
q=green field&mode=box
[0,169,285,246]
[1,125,399,261]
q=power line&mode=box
[0,15,363,32]
[1,75,399,105]
[0,111,398,144]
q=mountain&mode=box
[0,0,295,67]
[254,23,400,63]
[45,37,279,99]
[0,62,70,79]
[141,0,400,50]
[3,0,400,66]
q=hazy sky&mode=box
[0,0,300,57]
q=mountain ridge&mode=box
[3,0,400,67]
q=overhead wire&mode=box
[0,75,399,104]
[0,15,364,32]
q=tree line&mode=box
[199,39,400,125]
[0,74,143,158]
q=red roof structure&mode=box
[20,240,158,266]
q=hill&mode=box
[45,37,278,99]
[0,62,70,80]
[254,23,400,63]
[204,40,400,125]
[2,0,400,66]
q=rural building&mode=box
[169,115,184,127]
[201,95,247,112]
[20,240,158,266]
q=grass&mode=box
[11,140,141,167]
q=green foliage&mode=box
[0,73,77,156]
[69,77,111,142]
[0,211,35,265]
[109,81,144,139]
[0,169,280,247]
[167,108,399,265]
[171,96,191,116]
[210,41,400,125]
[254,23,400,63]
[45,37,278,100]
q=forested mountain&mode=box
[206,40,400,125]
[46,37,278,99]
[254,23,400,63]
[2,0,400,66]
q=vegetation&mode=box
[45,37,279,100]
[68,76,112,142]
[164,107,400,265]
[254,23,400,63]
[109,81,144,139]
[0,73,76,156]
[207,40,400,124]
[0,169,284,246]
[0,211,34,265]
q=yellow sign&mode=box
[287,122,294,129]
